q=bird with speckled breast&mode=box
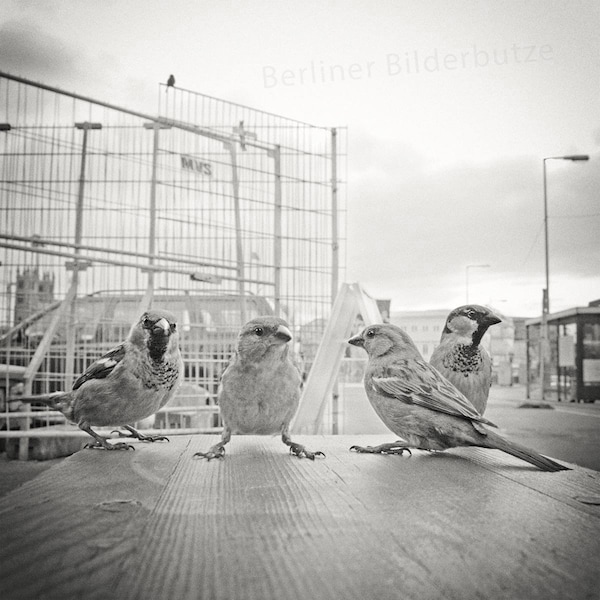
[194,316,325,460]
[348,323,569,471]
[21,309,183,450]
[430,305,501,415]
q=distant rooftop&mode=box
[525,305,600,326]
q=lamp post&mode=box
[539,154,589,399]
[465,264,490,304]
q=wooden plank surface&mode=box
[0,435,599,600]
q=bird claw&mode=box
[85,440,135,451]
[193,447,226,461]
[111,429,169,443]
[350,443,412,456]
[287,443,326,460]
[141,434,169,442]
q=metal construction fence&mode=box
[0,72,346,457]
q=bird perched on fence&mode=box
[22,309,183,450]
[194,316,325,460]
[166,74,175,89]
[430,305,501,415]
[348,323,568,471]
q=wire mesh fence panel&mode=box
[157,85,347,327]
[0,72,346,451]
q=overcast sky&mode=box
[2,0,599,317]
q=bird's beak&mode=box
[348,334,364,347]
[483,312,502,327]
[274,324,292,343]
[152,318,171,336]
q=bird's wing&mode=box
[372,359,495,425]
[289,354,304,386]
[72,343,127,390]
[216,352,240,404]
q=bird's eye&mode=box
[142,317,152,328]
[170,323,177,332]
[366,329,375,338]
[254,327,264,336]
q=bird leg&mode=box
[350,441,412,456]
[80,423,134,451]
[112,424,169,443]
[282,429,325,460]
[193,427,231,460]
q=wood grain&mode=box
[0,436,598,600]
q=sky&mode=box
[1,0,599,318]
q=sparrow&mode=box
[23,309,183,450]
[194,316,325,460]
[348,324,569,471]
[430,305,501,415]
[166,74,175,88]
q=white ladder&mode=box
[292,282,383,434]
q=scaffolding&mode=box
[0,72,346,456]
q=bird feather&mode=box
[372,361,496,427]
[72,344,126,390]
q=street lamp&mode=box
[539,154,589,399]
[542,155,589,313]
[465,264,490,303]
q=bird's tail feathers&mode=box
[472,419,496,435]
[16,392,68,410]
[483,430,570,472]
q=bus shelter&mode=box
[526,306,600,403]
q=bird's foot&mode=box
[193,445,226,461]
[111,429,169,443]
[85,440,135,451]
[350,441,412,456]
[287,442,326,460]
[138,433,169,442]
